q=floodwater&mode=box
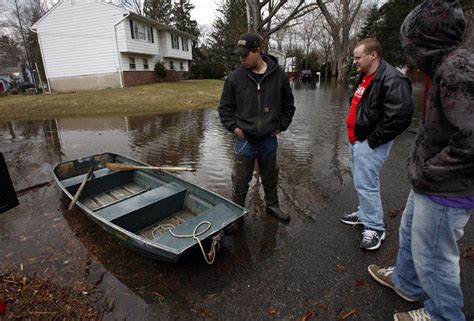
[1,81,472,320]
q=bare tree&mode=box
[295,10,321,69]
[315,20,333,81]
[198,23,213,47]
[245,0,318,48]
[118,0,143,15]
[0,33,23,67]
[316,0,362,83]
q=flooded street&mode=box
[1,82,472,320]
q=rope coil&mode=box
[169,221,222,265]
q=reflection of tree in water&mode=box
[6,122,15,139]
[42,119,64,160]
[127,111,206,166]
[1,120,41,139]
[20,120,41,138]
[0,120,63,185]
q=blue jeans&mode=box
[349,140,394,231]
[392,191,472,321]
[234,136,278,159]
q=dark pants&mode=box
[232,136,279,208]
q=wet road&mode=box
[1,81,472,320]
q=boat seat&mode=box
[61,168,111,188]
[153,203,236,253]
[62,168,134,199]
[95,182,187,233]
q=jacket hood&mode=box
[400,0,466,74]
[262,53,279,71]
[241,53,279,75]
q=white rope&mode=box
[169,221,222,265]
[234,139,248,155]
[151,223,176,239]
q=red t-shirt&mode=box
[346,72,375,144]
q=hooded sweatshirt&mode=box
[219,54,295,142]
[400,0,474,197]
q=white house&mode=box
[31,0,193,92]
[267,48,285,69]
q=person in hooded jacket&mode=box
[368,1,474,320]
[219,33,295,226]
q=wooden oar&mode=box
[105,162,195,172]
[68,165,94,211]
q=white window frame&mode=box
[147,27,154,43]
[143,58,149,70]
[169,60,174,70]
[180,61,184,70]
[137,24,146,40]
[129,57,136,70]
[182,38,189,52]
[171,34,179,50]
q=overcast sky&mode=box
[190,0,218,26]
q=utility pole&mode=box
[14,0,37,88]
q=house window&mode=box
[134,24,139,39]
[137,24,146,40]
[169,61,174,70]
[182,38,189,51]
[143,58,149,70]
[130,20,135,39]
[171,34,179,49]
[180,61,184,70]
[129,57,136,70]
[147,27,154,43]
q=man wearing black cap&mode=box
[218,33,295,224]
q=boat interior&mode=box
[54,154,238,252]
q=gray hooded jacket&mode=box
[401,0,474,196]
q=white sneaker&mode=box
[340,211,363,225]
[394,308,432,321]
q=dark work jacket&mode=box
[218,54,295,142]
[401,0,474,196]
[350,59,413,149]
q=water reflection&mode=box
[0,83,435,320]
[0,82,424,218]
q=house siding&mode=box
[35,1,126,79]
[158,31,192,60]
[121,53,159,72]
[121,20,160,55]
[33,0,193,92]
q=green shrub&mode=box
[154,62,167,78]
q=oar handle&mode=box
[68,165,94,210]
[105,162,195,172]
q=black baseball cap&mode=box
[233,33,262,56]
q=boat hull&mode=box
[53,152,247,263]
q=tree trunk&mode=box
[317,0,362,83]
[324,63,329,81]
[330,55,337,78]
[337,57,347,83]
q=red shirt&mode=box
[346,72,375,144]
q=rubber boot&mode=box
[225,156,255,235]
[257,156,290,222]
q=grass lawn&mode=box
[0,79,224,121]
